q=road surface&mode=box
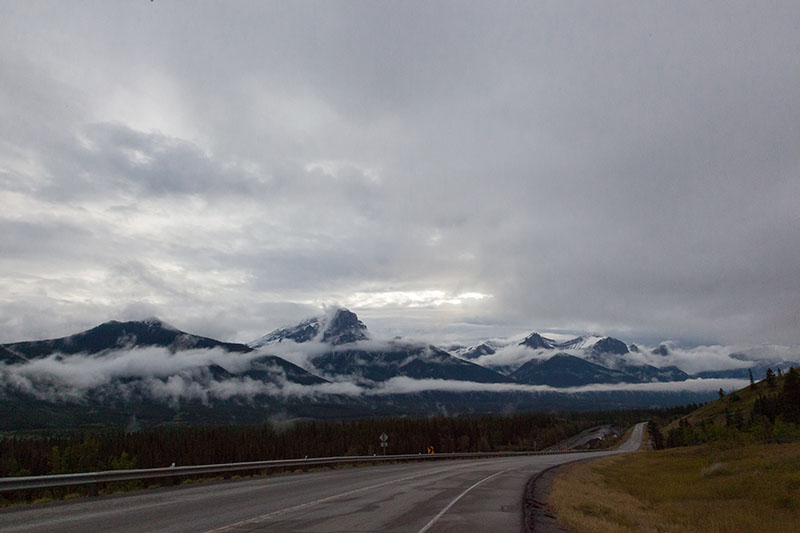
[546,424,617,451]
[0,422,646,532]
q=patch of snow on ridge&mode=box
[558,335,604,349]
[248,308,368,348]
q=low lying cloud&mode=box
[465,338,800,376]
[472,343,548,372]
[368,376,750,395]
[254,337,433,370]
[0,339,758,408]
[6,346,254,388]
[141,375,366,406]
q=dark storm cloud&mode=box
[1,1,799,347]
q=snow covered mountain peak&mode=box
[249,307,368,348]
[590,337,629,355]
[556,335,605,350]
[321,308,369,345]
[519,332,556,349]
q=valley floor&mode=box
[548,441,800,532]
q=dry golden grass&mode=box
[549,442,800,532]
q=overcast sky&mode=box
[1,1,799,347]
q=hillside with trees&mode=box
[647,367,800,448]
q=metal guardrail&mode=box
[0,449,588,493]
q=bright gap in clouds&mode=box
[320,290,492,309]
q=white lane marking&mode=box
[416,468,512,533]
[203,464,472,532]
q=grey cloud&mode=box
[0,219,94,257]
[2,2,800,347]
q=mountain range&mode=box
[1,308,794,430]
[455,330,692,385]
[249,309,509,384]
[2,318,252,359]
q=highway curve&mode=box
[0,423,645,532]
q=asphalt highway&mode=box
[0,423,645,532]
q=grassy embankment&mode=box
[551,439,800,532]
[549,373,800,532]
[662,379,762,432]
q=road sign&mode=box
[426,446,434,454]
[378,433,389,455]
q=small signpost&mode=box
[379,432,388,455]
[426,445,434,454]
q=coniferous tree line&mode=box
[0,408,665,504]
[1,411,637,476]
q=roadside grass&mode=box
[549,441,800,532]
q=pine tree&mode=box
[782,367,800,424]
[647,420,664,450]
[733,410,744,430]
[766,368,777,390]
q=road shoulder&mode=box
[522,462,574,533]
